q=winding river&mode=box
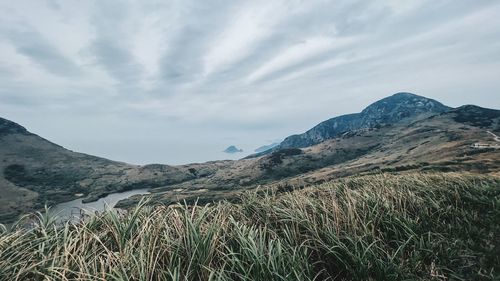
[50,188,150,222]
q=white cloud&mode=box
[246,36,357,83]
[0,0,499,164]
[202,1,288,77]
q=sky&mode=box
[1,0,500,165]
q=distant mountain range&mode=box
[1,92,499,223]
[254,142,280,153]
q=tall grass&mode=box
[0,173,499,280]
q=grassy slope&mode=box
[1,173,499,281]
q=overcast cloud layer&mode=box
[1,0,499,164]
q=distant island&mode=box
[223,145,243,153]
[254,142,280,153]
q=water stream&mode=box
[50,188,150,222]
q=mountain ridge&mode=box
[118,103,499,209]
[1,92,499,223]
[0,122,202,222]
[274,92,450,151]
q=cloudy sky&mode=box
[1,0,499,165]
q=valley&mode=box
[0,93,499,223]
[0,93,499,281]
[2,2,499,279]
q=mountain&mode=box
[254,142,280,153]
[223,145,243,153]
[117,100,499,209]
[2,93,499,223]
[276,92,450,150]
[0,118,202,222]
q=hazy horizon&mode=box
[1,1,500,165]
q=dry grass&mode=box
[0,172,499,280]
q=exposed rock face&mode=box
[279,93,450,149]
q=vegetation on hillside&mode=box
[0,173,499,280]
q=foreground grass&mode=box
[0,173,499,280]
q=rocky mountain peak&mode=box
[361,92,449,119]
[275,92,451,150]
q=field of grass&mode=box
[0,173,499,280]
